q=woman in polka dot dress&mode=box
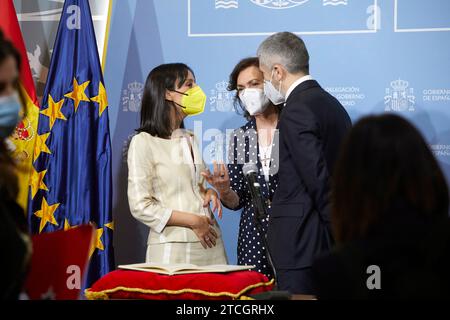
[202,57,281,279]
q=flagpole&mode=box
[101,0,113,72]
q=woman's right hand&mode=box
[191,215,218,249]
[201,161,231,196]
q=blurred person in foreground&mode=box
[313,114,450,299]
[0,30,31,300]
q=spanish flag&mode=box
[0,0,40,211]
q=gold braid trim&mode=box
[85,278,274,300]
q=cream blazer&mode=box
[127,131,221,245]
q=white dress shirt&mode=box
[285,75,314,101]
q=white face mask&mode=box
[239,88,269,116]
[0,93,21,138]
[263,69,285,105]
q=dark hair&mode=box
[332,114,449,243]
[0,30,21,199]
[137,63,193,138]
[0,30,26,111]
[227,57,280,120]
[0,30,22,94]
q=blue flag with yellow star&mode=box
[28,0,114,290]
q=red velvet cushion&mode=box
[85,269,274,300]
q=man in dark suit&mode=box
[257,32,352,294]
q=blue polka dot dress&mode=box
[225,118,279,279]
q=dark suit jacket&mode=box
[267,79,352,269]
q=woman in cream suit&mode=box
[127,63,228,265]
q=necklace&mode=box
[260,144,272,167]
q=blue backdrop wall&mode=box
[104,0,450,266]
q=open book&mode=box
[118,263,255,275]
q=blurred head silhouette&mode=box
[332,114,449,243]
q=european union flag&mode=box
[28,0,114,290]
